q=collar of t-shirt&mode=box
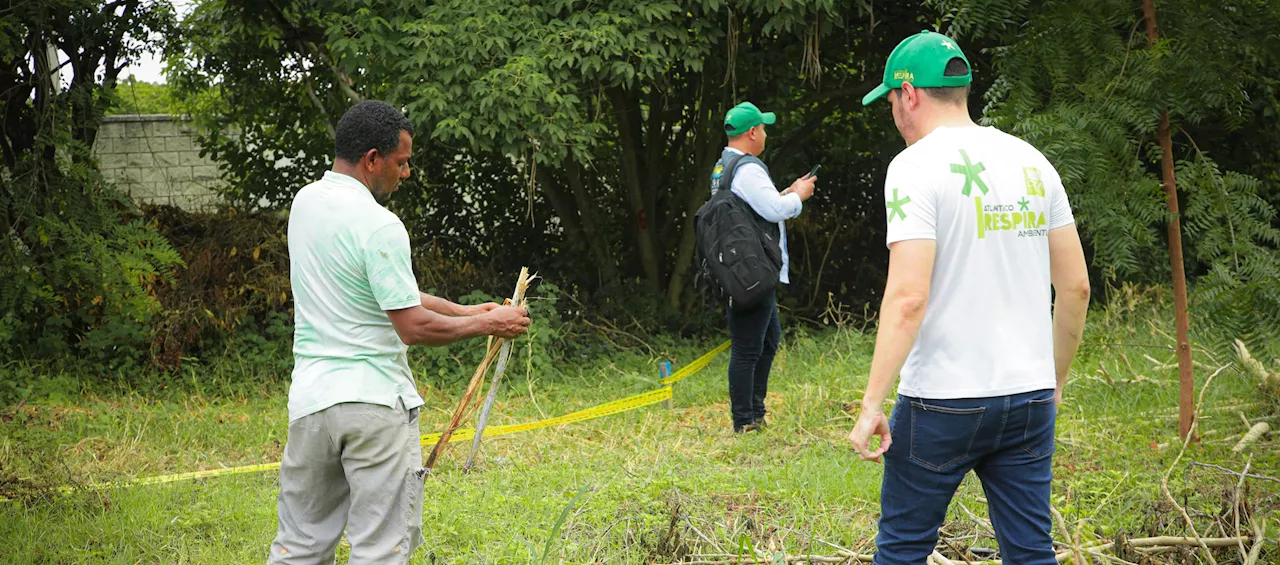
[322,171,376,203]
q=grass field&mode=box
[2,298,1277,564]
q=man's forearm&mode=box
[402,308,494,346]
[861,293,928,411]
[420,292,471,317]
[1052,287,1090,389]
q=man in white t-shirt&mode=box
[847,31,1091,565]
[269,101,531,565]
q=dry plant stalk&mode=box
[1158,364,1229,565]
[423,268,532,472]
[464,267,535,471]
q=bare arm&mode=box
[849,239,936,462]
[861,239,936,412]
[386,304,529,347]
[419,292,498,317]
[1048,223,1090,404]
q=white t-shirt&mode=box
[287,171,425,421]
[884,126,1075,399]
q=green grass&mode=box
[1,308,1278,564]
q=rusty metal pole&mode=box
[1142,0,1196,439]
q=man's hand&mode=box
[1054,385,1064,407]
[783,175,817,201]
[848,408,892,463]
[485,305,531,339]
[465,302,502,316]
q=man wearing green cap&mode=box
[845,31,1091,564]
[711,101,817,433]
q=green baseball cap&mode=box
[862,30,972,106]
[724,101,776,136]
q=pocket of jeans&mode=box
[909,401,985,471]
[1021,396,1057,458]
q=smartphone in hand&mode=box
[804,164,821,179]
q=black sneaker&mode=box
[733,422,762,434]
[751,416,767,430]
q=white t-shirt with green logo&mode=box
[286,171,425,421]
[884,126,1074,399]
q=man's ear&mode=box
[362,148,379,170]
[901,82,919,109]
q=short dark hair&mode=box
[920,58,971,105]
[335,100,415,163]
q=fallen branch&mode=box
[675,552,873,564]
[1186,461,1280,484]
[665,536,1255,565]
[1244,517,1266,565]
[1158,364,1229,565]
[928,550,957,565]
[1232,454,1253,562]
[1232,422,1270,453]
[1051,506,1086,565]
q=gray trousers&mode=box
[268,402,425,565]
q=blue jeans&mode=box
[875,389,1058,565]
[725,289,781,428]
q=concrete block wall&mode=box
[92,114,225,211]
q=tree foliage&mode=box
[0,0,184,363]
[107,77,181,115]
[170,0,931,316]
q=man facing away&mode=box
[846,31,1091,564]
[713,102,818,433]
[269,100,531,565]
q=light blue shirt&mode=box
[286,171,425,422]
[723,147,803,284]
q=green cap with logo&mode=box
[723,101,776,136]
[862,30,971,106]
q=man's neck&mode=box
[726,142,756,156]
[332,160,373,192]
[912,106,978,145]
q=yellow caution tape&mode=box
[660,340,730,385]
[3,340,728,499]
[420,386,672,447]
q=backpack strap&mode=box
[712,153,768,196]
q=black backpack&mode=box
[694,154,783,311]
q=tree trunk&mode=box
[609,86,664,291]
[667,97,725,309]
[564,155,618,283]
[1142,0,1196,440]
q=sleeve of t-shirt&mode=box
[731,162,803,222]
[1046,164,1075,229]
[363,222,422,311]
[884,154,938,248]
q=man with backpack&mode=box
[701,101,817,433]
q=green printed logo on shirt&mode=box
[1023,167,1046,197]
[887,188,911,222]
[974,197,1046,239]
[950,149,989,197]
